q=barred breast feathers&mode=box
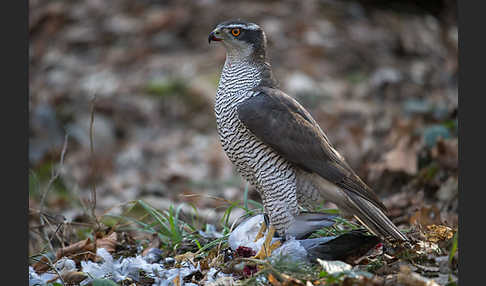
[214,55,300,235]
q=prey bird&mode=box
[208,20,408,258]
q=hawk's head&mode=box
[209,20,267,61]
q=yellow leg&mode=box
[253,225,282,259]
[254,220,267,242]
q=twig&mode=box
[38,133,69,253]
[41,213,66,249]
[31,254,66,285]
[39,133,69,210]
[89,93,100,229]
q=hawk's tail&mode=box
[347,194,409,242]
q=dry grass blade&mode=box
[39,133,69,210]
[89,93,100,229]
[38,133,69,253]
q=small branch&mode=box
[30,255,66,285]
[39,134,69,211]
[89,94,100,229]
[38,134,69,253]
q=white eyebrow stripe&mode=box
[219,23,260,30]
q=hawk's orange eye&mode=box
[231,28,241,37]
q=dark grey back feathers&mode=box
[237,87,387,212]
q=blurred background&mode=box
[29,0,457,253]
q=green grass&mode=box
[145,78,187,97]
[106,190,262,257]
[449,230,458,265]
[309,216,362,238]
[114,200,197,253]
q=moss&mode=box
[347,70,368,85]
[145,78,187,97]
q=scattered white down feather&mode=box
[81,248,162,284]
[29,248,209,286]
[30,217,374,285]
[80,248,202,286]
[29,266,57,286]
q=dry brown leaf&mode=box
[175,251,196,265]
[416,241,441,255]
[56,238,94,258]
[409,206,442,227]
[280,273,305,286]
[33,255,52,273]
[44,271,88,284]
[34,233,118,273]
[397,265,440,286]
[61,271,88,284]
[425,225,454,243]
[431,138,458,170]
[382,137,420,175]
[368,135,421,181]
[207,252,225,270]
[268,273,282,286]
[282,280,305,286]
[96,232,118,253]
[142,234,161,257]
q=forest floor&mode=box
[29,0,458,285]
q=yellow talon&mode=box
[254,220,267,242]
[253,225,281,259]
[269,240,281,252]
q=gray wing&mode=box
[237,87,387,212]
[286,212,338,239]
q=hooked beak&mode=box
[208,30,223,44]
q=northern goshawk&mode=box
[208,20,408,256]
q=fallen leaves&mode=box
[56,237,95,260]
[379,136,421,175]
[268,273,280,285]
[390,142,420,175]
[33,232,118,273]
[430,138,458,170]
[424,225,454,243]
[397,265,440,286]
[415,241,441,256]
[267,273,309,286]
[96,232,118,253]
[141,234,161,257]
[28,2,458,285]
[199,247,225,271]
[175,251,196,265]
[58,271,88,285]
[410,206,442,227]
